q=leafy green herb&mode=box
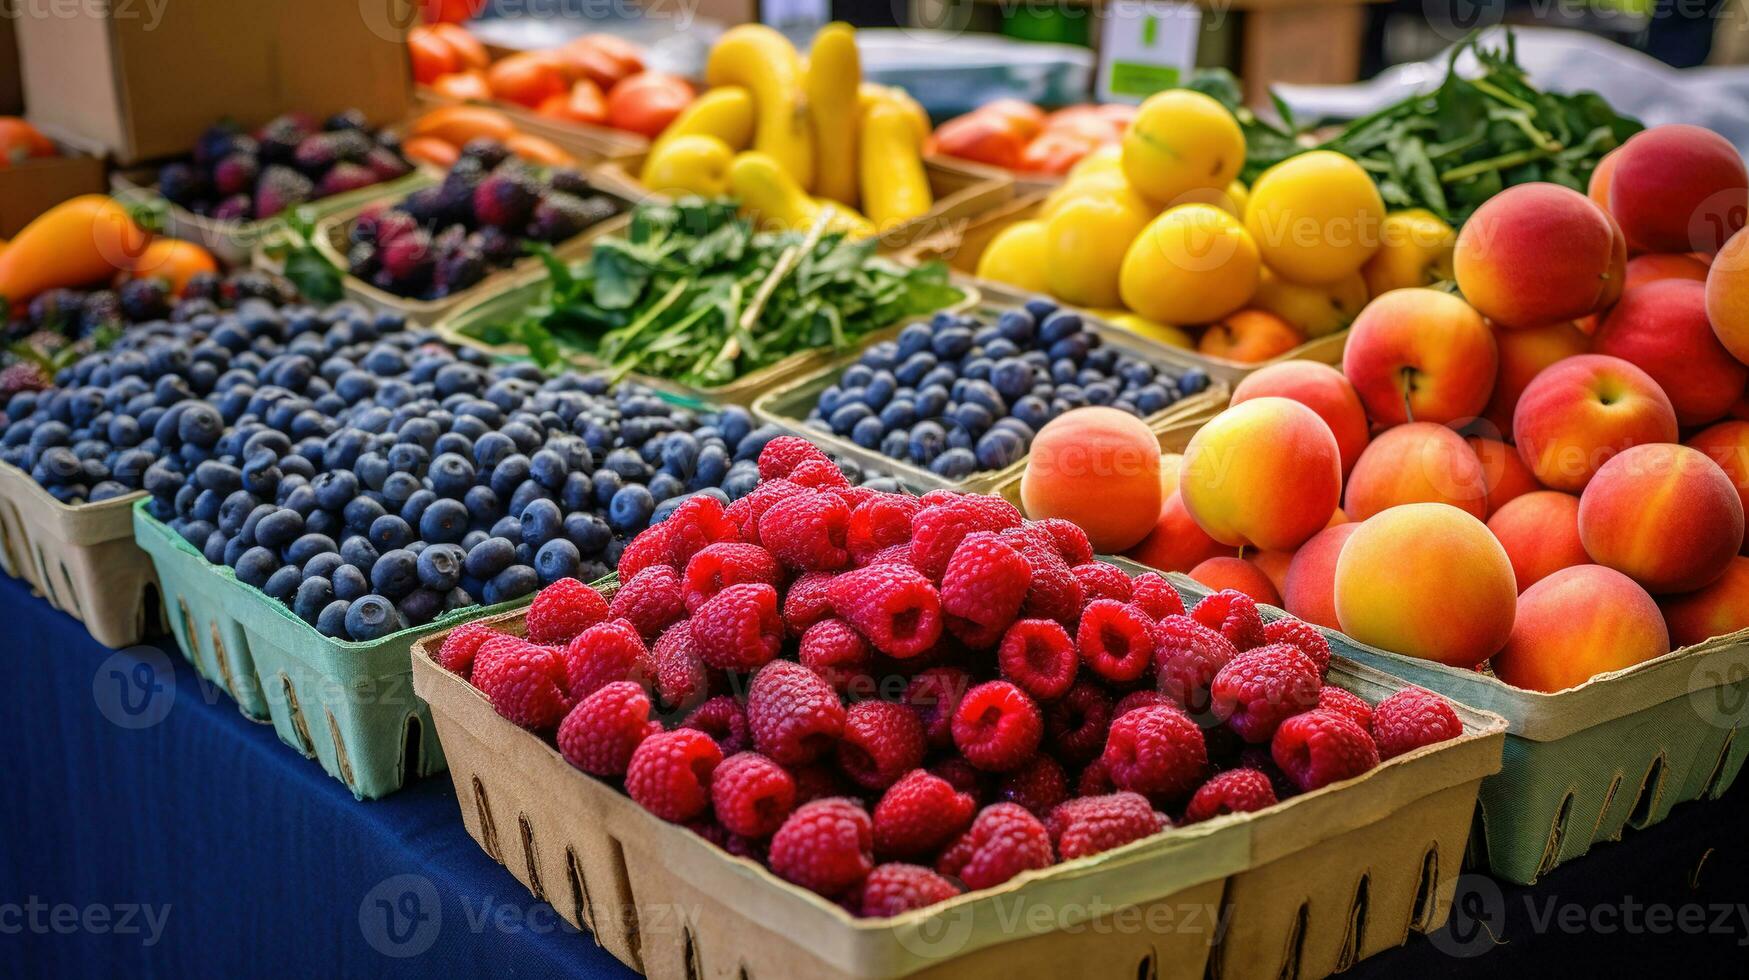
[261,207,345,304]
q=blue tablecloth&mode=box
[3,570,1747,976]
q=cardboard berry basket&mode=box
[431,265,981,410]
[900,195,1352,386]
[130,500,526,800]
[587,155,1017,256]
[924,153,1068,198]
[748,302,1230,495]
[0,462,160,649]
[410,575,1504,980]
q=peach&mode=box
[1578,443,1746,594]
[1231,360,1370,476]
[1595,280,1748,426]
[1607,124,1747,254]
[1333,503,1517,667]
[1586,148,1619,213]
[1660,557,1749,647]
[1454,182,1627,328]
[1281,522,1359,630]
[1687,420,1749,553]
[1481,319,1590,436]
[1705,226,1749,365]
[1486,491,1588,592]
[1248,549,1293,597]
[1512,354,1679,492]
[1342,288,1497,426]
[1126,491,1231,573]
[1467,435,1541,515]
[1624,252,1709,289]
[1344,422,1487,520]
[1021,407,1161,552]
[1491,565,1670,693]
[1190,556,1281,606]
[1179,398,1342,552]
[1197,309,1304,364]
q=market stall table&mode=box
[3,570,1746,977]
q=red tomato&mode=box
[537,79,609,127]
[1017,132,1099,175]
[408,27,460,85]
[605,72,695,138]
[559,34,645,91]
[932,113,1030,170]
[976,99,1046,140]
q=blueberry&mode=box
[294,577,335,624]
[343,495,387,533]
[991,359,1035,400]
[909,421,947,465]
[464,536,515,579]
[381,471,421,507]
[419,498,470,544]
[302,552,345,582]
[896,322,934,358]
[829,402,873,436]
[463,485,501,525]
[345,594,404,641]
[371,548,420,600]
[417,543,465,592]
[608,484,655,533]
[520,498,564,545]
[316,599,352,637]
[998,309,1037,343]
[951,402,994,435]
[332,564,370,601]
[534,538,582,584]
[931,327,974,360]
[484,564,539,605]
[398,589,445,626]
[256,508,305,549]
[930,447,978,480]
[564,512,612,555]
[1048,335,1090,363]
[1177,369,1210,395]
[177,403,223,447]
[400,488,437,527]
[368,514,414,550]
[312,470,359,511]
[489,454,530,499]
[340,536,380,576]
[914,386,949,420]
[195,460,243,496]
[1084,381,1117,406]
[975,428,1027,471]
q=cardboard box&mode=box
[15,0,413,165]
[0,136,106,238]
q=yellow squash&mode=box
[643,87,755,178]
[806,22,861,207]
[859,101,932,230]
[706,25,814,190]
[729,151,874,238]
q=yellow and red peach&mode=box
[1334,503,1517,667]
[1248,549,1293,597]
[1587,147,1619,213]
[1705,226,1749,365]
[1595,280,1748,426]
[1197,309,1304,364]
[1660,557,1749,647]
[1512,353,1679,493]
[1190,556,1281,606]
[1467,435,1541,516]
[1486,490,1588,592]
[1624,252,1710,288]
[1491,565,1671,693]
[1342,288,1497,426]
[1231,360,1371,477]
[1344,422,1487,520]
[1281,522,1359,630]
[1179,398,1342,552]
[1577,443,1746,594]
[1607,124,1748,254]
[1688,421,1749,554]
[1125,491,1232,573]
[1482,319,1591,436]
[1021,407,1161,553]
[1454,182,1627,328]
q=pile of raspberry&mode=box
[438,436,1464,917]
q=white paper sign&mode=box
[1098,0,1202,103]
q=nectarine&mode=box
[1481,319,1590,437]
[1578,443,1745,594]
[1342,288,1497,426]
[1282,522,1359,630]
[1189,556,1281,606]
[1179,398,1342,552]
[1231,360,1370,476]
[1595,279,1747,426]
[1513,354,1679,493]
[1021,407,1162,553]
[1660,556,1749,647]
[1486,491,1588,592]
[1344,423,1487,520]
[1467,435,1541,515]
[1454,182,1627,328]
[1686,420,1749,554]
[1491,565,1670,693]
[1608,124,1747,254]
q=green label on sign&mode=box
[1109,61,1182,98]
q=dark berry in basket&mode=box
[254,165,314,219]
[473,166,542,230]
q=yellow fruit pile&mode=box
[977,90,1460,362]
[638,23,932,239]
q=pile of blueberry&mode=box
[802,299,1210,480]
[1,300,893,641]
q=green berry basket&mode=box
[410,573,1505,980]
[0,461,160,648]
[131,499,528,799]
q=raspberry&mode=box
[1100,704,1207,800]
[557,681,660,776]
[1072,562,1133,605]
[617,521,674,580]
[848,494,922,564]
[747,660,846,765]
[1043,680,1112,765]
[788,760,854,805]
[910,496,1022,580]
[1192,590,1267,651]
[1209,644,1321,744]
[1153,614,1238,717]
[857,863,961,917]
[1182,768,1278,823]
[690,583,783,670]
[525,578,610,645]
[939,534,1029,644]
[561,618,651,699]
[1113,690,1173,718]
[1263,618,1331,675]
[1077,758,1116,796]
[682,542,781,613]
[952,680,1043,772]
[873,769,976,859]
[998,755,1068,818]
[929,757,990,803]
[758,435,833,481]
[625,728,723,822]
[1003,528,1083,623]
[799,618,874,695]
[609,564,688,640]
[1129,572,1186,620]
[788,457,851,490]
[758,491,852,571]
[781,570,837,635]
[473,638,573,731]
[435,621,500,678]
[1077,599,1155,684]
[1371,688,1463,760]
[1034,517,1094,566]
[650,620,710,710]
[662,494,740,569]
[686,819,767,862]
[828,564,943,658]
[1048,792,1168,860]
[1317,686,1374,732]
[680,695,751,755]
[995,619,1077,701]
[710,751,797,838]
[837,701,928,791]
[1271,710,1379,791]
[829,484,877,509]
[728,479,807,542]
[903,666,972,749]
[936,802,1054,890]
[769,798,875,897]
